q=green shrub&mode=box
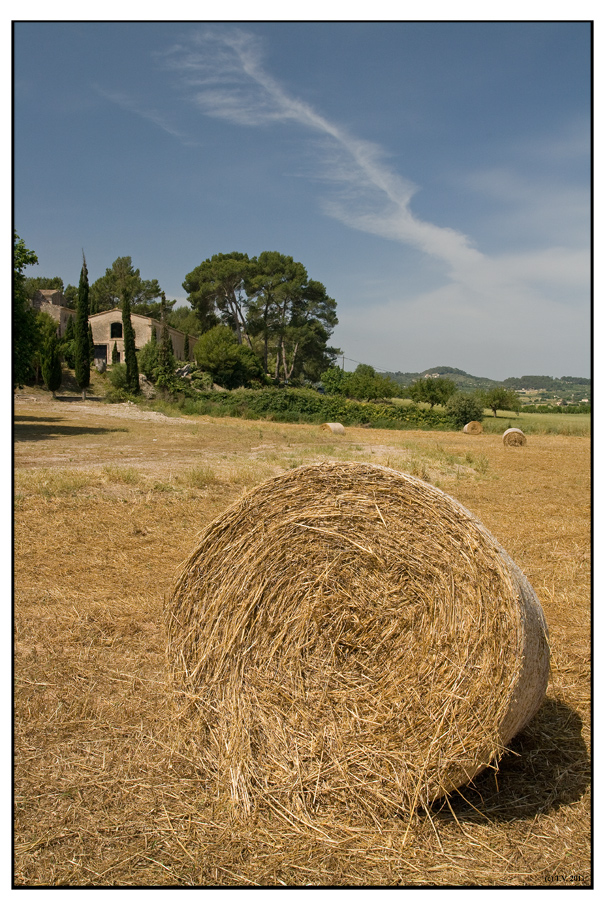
[108,363,128,390]
[178,387,457,430]
[445,392,484,429]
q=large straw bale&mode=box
[503,428,527,446]
[166,462,549,819]
[320,422,345,434]
[463,421,483,434]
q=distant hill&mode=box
[383,367,499,392]
[381,367,591,401]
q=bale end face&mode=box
[166,462,549,819]
[503,428,527,446]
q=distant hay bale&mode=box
[503,428,527,446]
[320,422,345,434]
[166,462,549,819]
[463,421,483,434]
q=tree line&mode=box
[13,233,554,423]
[14,241,340,393]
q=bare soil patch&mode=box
[13,396,591,886]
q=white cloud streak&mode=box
[94,85,191,143]
[164,29,483,278]
[160,28,589,375]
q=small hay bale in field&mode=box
[503,427,527,446]
[463,421,483,434]
[320,422,345,434]
[166,462,549,819]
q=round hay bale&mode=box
[320,422,345,434]
[463,421,483,434]
[167,462,549,818]
[503,427,527,446]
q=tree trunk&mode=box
[282,338,300,382]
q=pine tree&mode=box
[41,333,63,399]
[74,252,91,399]
[121,283,140,395]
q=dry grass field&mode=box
[13,391,591,887]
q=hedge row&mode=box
[181,387,456,430]
[520,403,591,414]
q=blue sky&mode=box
[13,20,591,379]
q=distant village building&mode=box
[88,309,197,369]
[31,289,73,336]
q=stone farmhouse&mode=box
[88,309,196,369]
[30,291,197,370]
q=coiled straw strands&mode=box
[503,428,527,446]
[166,462,549,819]
[320,422,345,434]
[463,421,483,434]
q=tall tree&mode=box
[74,252,91,399]
[156,293,176,389]
[245,252,306,373]
[13,232,39,388]
[87,323,95,365]
[41,332,63,399]
[121,282,140,396]
[184,250,339,383]
[61,314,76,368]
[90,256,162,315]
[183,252,249,342]
[63,284,78,308]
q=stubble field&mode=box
[13,392,591,886]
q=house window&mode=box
[110,322,123,339]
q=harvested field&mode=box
[13,394,591,886]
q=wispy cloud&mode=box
[163,29,483,275]
[94,84,192,143]
[159,27,589,375]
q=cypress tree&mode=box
[62,314,76,368]
[41,333,63,399]
[88,323,95,365]
[121,283,140,395]
[74,252,90,399]
[157,293,176,389]
[112,341,120,364]
[184,331,190,362]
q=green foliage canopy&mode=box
[13,232,39,387]
[481,387,522,416]
[90,256,163,316]
[408,376,457,408]
[320,364,399,401]
[193,325,264,389]
[184,250,339,383]
[41,331,63,397]
[445,392,484,428]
